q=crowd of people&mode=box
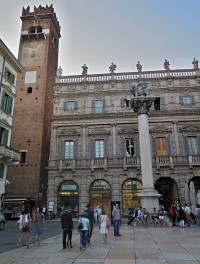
[127,203,200,228]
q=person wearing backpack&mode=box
[17,211,30,247]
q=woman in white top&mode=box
[99,209,110,244]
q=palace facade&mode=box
[47,68,200,217]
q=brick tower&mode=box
[6,5,61,205]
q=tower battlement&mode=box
[21,4,60,36]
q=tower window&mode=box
[20,152,26,163]
[27,87,32,93]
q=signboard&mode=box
[90,180,110,192]
[48,201,54,212]
[61,185,77,191]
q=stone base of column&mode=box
[139,188,161,212]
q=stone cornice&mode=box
[179,125,200,133]
[118,127,139,134]
[150,126,172,134]
[50,110,200,121]
[88,128,110,136]
[58,128,80,136]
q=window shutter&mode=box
[1,90,5,109]
[90,139,95,158]
[3,129,9,146]
[160,97,165,110]
[0,164,4,179]
[4,67,8,78]
[166,136,172,155]
[59,140,65,159]
[120,99,124,108]
[63,102,68,111]
[183,136,189,155]
[8,96,13,114]
[75,101,78,110]
[74,140,78,158]
[191,95,195,105]
[121,137,126,157]
[152,137,157,156]
[103,99,106,113]
[91,100,95,114]
[11,74,15,85]
[135,137,140,157]
[197,136,200,155]
[179,96,184,105]
[104,139,109,158]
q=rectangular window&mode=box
[187,137,198,155]
[182,96,192,105]
[125,139,135,157]
[67,101,75,110]
[5,67,15,85]
[156,137,167,156]
[154,98,160,110]
[124,99,130,108]
[1,91,13,114]
[20,152,26,163]
[65,141,74,159]
[95,100,103,113]
[95,140,104,158]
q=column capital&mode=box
[130,97,155,115]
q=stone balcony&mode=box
[0,145,20,164]
[47,155,199,172]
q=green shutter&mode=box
[135,137,140,157]
[11,73,15,85]
[103,99,106,113]
[59,140,65,159]
[63,102,68,111]
[191,95,195,105]
[121,137,126,157]
[74,140,78,158]
[183,136,189,155]
[1,90,5,109]
[0,164,5,179]
[75,101,78,110]
[152,137,157,156]
[90,139,95,158]
[179,96,184,105]
[3,129,9,146]
[120,99,124,108]
[104,139,109,158]
[91,100,95,114]
[160,97,165,110]
[166,136,172,155]
[8,96,13,114]
[4,67,8,78]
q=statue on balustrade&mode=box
[130,83,149,97]
[136,61,142,72]
[163,59,170,70]
[82,64,88,75]
[109,62,116,74]
[57,66,63,76]
[192,57,199,70]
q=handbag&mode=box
[77,219,83,230]
[106,217,111,229]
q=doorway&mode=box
[89,180,111,215]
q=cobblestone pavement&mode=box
[1,224,200,264]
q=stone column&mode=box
[112,124,117,157]
[82,125,86,158]
[172,121,180,155]
[131,97,160,211]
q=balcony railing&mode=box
[0,145,20,163]
[48,154,199,172]
[56,69,198,84]
[188,155,200,168]
[156,156,174,169]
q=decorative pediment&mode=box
[0,119,11,128]
[58,129,80,136]
[88,128,110,136]
[179,125,200,133]
[150,126,172,134]
[118,127,139,135]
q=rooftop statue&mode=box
[163,59,170,70]
[192,57,199,70]
[136,61,142,72]
[109,62,116,74]
[82,64,88,75]
[57,66,63,76]
[130,83,148,97]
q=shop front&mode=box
[57,180,79,217]
[122,179,142,216]
[89,179,111,215]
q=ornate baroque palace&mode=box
[47,61,200,217]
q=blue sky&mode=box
[0,0,199,75]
